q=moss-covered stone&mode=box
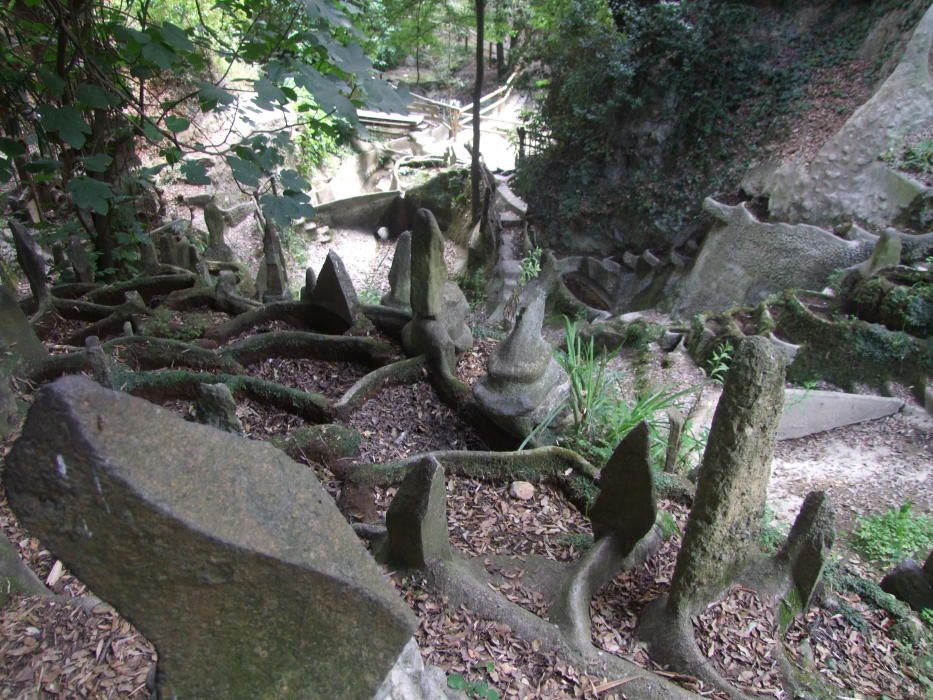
[404,167,469,236]
[6,377,414,699]
[774,291,932,393]
[668,336,786,613]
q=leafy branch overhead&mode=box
[0,0,409,269]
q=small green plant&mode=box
[658,510,680,538]
[519,246,542,284]
[447,662,500,700]
[522,317,700,464]
[852,501,933,567]
[705,340,734,384]
[900,138,933,176]
[759,505,788,555]
[559,315,617,435]
[358,286,381,306]
[556,531,595,551]
[922,609,933,627]
[460,268,487,309]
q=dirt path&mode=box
[770,409,933,530]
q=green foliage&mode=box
[460,268,488,309]
[358,287,382,305]
[852,324,913,364]
[447,662,500,700]
[559,316,618,439]
[519,246,542,284]
[515,0,900,249]
[658,510,679,539]
[884,138,933,177]
[0,0,407,277]
[142,307,212,342]
[529,316,699,465]
[759,506,787,555]
[555,531,595,551]
[922,609,933,627]
[852,501,933,567]
[705,340,734,384]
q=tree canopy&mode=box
[0,0,409,277]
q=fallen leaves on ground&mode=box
[446,477,590,562]
[785,593,924,699]
[393,573,615,699]
[246,356,369,400]
[0,596,155,699]
[456,337,499,386]
[693,586,783,698]
[349,381,483,464]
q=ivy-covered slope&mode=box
[515,0,929,256]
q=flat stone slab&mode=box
[778,389,904,440]
[496,183,528,216]
[5,376,414,699]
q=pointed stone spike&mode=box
[308,250,358,330]
[382,231,412,311]
[779,490,835,610]
[473,292,569,440]
[589,421,657,553]
[386,456,451,568]
[409,209,446,318]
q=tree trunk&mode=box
[471,0,485,223]
[496,41,505,79]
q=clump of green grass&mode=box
[851,501,933,568]
[523,317,702,467]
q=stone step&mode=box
[778,390,904,440]
[499,210,523,225]
[496,184,528,216]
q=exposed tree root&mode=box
[637,597,748,700]
[53,297,125,322]
[51,282,101,299]
[424,555,699,700]
[334,355,427,417]
[160,287,260,316]
[361,304,411,340]
[86,274,196,305]
[204,301,309,342]
[27,336,244,384]
[549,527,664,652]
[118,369,333,423]
[64,294,149,346]
[108,337,245,374]
[220,330,398,368]
[346,447,599,512]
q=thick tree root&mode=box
[52,297,118,321]
[51,282,100,299]
[108,337,245,374]
[86,274,196,305]
[160,287,260,316]
[118,369,333,423]
[204,302,309,342]
[63,293,151,346]
[27,336,244,384]
[549,528,663,652]
[346,447,599,512]
[424,556,699,700]
[65,315,133,346]
[361,304,411,340]
[221,330,399,367]
[333,355,427,416]
[636,597,747,700]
